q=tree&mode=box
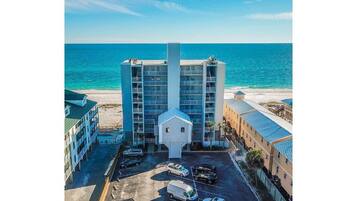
[245,149,265,185]
[206,121,215,150]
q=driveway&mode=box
[65,144,120,201]
[106,152,258,201]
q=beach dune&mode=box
[76,88,292,131]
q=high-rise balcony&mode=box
[205,97,215,102]
[132,87,143,93]
[206,77,216,82]
[133,117,143,122]
[206,87,216,93]
[132,76,142,82]
[205,107,215,113]
[181,90,202,95]
[133,97,143,102]
[180,100,202,105]
[133,107,143,113]
[180,80,203,85]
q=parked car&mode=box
[193,172,217,184]
[119,158,142,168]
[167,180,198,201]
[203,197,225,201]
[192,164,216,174]
[167,163,189,177]
[123,148,144,157]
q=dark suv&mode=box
[193,172,217,184]
[192,164,217,174]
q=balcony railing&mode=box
[206,97,215,102]
[180,100,202,105]
[132,88,142,93]
[206,77,216,82]
[133,117,143,122]
[181,90,202,94]
[180,80,203,85]
[133,98,143,102]
[206,87,216,92]
[205,108,215,113]
[133,108,143,113]
[132,77,142,82]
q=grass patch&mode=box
[238,161,274,201]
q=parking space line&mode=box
[196,189,228,200]
[190,167,198,197]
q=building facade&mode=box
[272,138,293,197]
[224,91,292,198]
[64,90,99,183]
[121,43,225,151]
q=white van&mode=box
[167,180,198,201]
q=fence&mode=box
[202,138,229,148]
[98,144,123,201]
[256,169,287,201]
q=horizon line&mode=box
[65,42,293,45]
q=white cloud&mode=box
[152,0,190,12]
[246,12,292,20]
[65,0,142,16]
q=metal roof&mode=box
[225,99,255,115]
[158,108,192,125]
[65,90,86,101]
[242,111,292,143]
[225,98,292,143]
[274,138,292,162]
[281,98,293,107]
[65,99,97,134]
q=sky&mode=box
[65,0,292,43]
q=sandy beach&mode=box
[76,88,292,131]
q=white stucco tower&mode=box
[167,43,180,109]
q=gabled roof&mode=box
[281,98,293,107]
[274,138,292,162]
[225,98,292,143]
[65,90,86,101]
[158,108,192,125]
[225,99,255,115]
[234,91,246,95]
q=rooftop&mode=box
[274,138,292,162]
[234,91,246,95]
[281,98,293,107]
[65,89,86,101]
[158,108,192,125]
[122,59,225,66]
[65,98,97,134]
[225,98,292,143]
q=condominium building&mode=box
[121,43,225,158]
[64,90,99,183]
[272,138,293,197]
[224,91,292,197]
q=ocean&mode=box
[65,43,292,90]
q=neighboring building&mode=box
[272,138,293,198]
[224,92,292,172]
[281,98,293,122]
[64,90,99,183]
[121,43,225,158]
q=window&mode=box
[261,137,263,142]
[278,152,281,158]
[166,127,170,133]
[284,173,287,179]
[254,143,256,148]
[181,127,185,133]
[276,166,279,173]
[266,154,268,160]
[285,158,289,164]
[267,142,270,146]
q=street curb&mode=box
[229,152,261,201]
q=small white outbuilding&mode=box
[158,108,192,158]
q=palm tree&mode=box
[206,121,215,150]
[245,149,265,185]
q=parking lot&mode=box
[106,152,258,201]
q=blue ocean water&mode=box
[65,44,292,90]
